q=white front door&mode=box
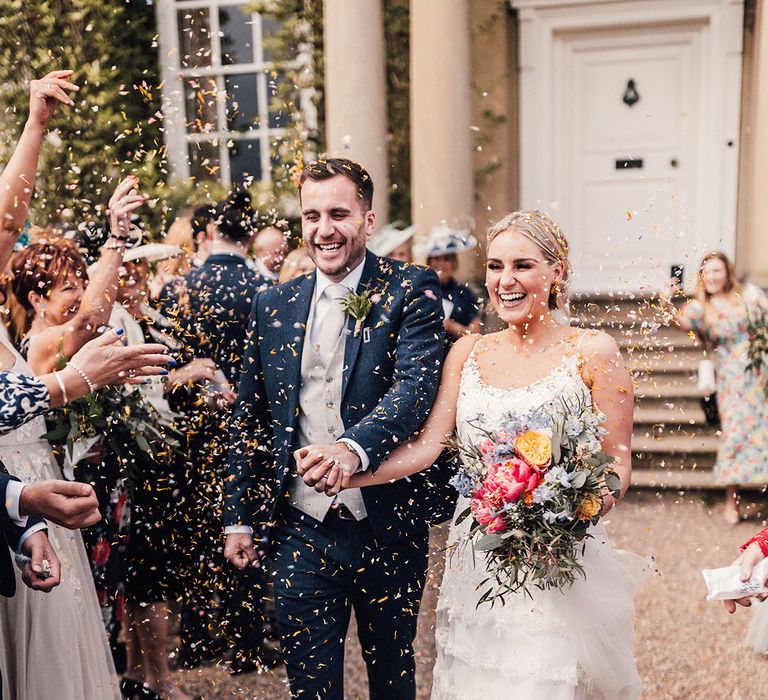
[513,0,744,295]
[557,26,701,292]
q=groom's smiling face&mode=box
[301,175,375,282]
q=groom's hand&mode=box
[295,444,360,496]
[224,533,259,570]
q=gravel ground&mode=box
[171,491,768,699]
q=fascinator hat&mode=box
[368,224,417,257]
[413,221,478,258]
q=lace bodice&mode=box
[456,339,591,456]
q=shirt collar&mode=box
[255,257,279,281]
[314,256,366,300]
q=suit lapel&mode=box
[279,273,314,433]
[342,252,382,399]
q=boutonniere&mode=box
[342,289,380,337]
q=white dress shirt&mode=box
[5,480,45,551]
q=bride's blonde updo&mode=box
[486,209,572,313]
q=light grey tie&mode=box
[317,283,348,360]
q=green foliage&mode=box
[383,0,410,225]
[0,0,163,230]
[249,0,324,234]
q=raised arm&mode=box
[581,331,634,510]
[0,71,78,270]
[26,177,144,374]
[347,334,478,488]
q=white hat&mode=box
[368,224,417,258]
[87,244,183,275]
[123,243,183,264]
[413,223,478,258]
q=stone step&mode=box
[634,378,709,400]
[631,469,718,491]
[632,433,718,470]
[628,354,700,374]
[633,433,720,454]
[635,395,708,415]
[633,405,708,426]
[616,333,702,351]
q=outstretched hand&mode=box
[19,479,101,529]
[69,327,171,388]
[108,176,145,239]
[724,543,768,614]
[294,443,359,496]
[28,70,78,128]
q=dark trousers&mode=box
[272,506,429,700]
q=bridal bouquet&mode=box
[448,397,621,605]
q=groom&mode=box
[224,157,454,698]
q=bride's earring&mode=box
[39,303,46,320]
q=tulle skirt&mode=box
[431,500,651,700]
[0,437,120,700]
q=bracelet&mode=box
[741,530,768,557]
[102,242,126,251]
[68,361,95,394]
[53,370,68,404]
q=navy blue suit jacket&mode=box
[225,251,457,544]
[166,253,266,386]
[0,471,43,597]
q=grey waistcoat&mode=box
[287,303,368,522]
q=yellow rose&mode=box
[513,431,552,469]
[575,493,602,521]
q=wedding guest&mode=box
[13,178,149,670]
[0,72,168,699]
[252,225,288,284]
[109,250,208,700]
[168,188,278,674]
[724,529,768,614]
[154,205,215,305]
[278,246,315,284]
[663,252,768,524]
[368,223,416,263]
[415,223,482,344]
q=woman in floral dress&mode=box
[671,252,768,524]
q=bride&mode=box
[324,210,644,699]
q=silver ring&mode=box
[46,82,52,91]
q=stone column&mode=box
[323,0,389,221]
[410,0,474,259]
[738,0,768,286]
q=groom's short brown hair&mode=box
[299,157,374,211]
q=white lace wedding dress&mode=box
[431,343,647,700]
[0,326,120,699]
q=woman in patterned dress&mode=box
[671,253,768,524]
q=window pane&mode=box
[177,8,212,69]
[229,138,262,183]
[220,5,254,66]
[188,140,221,181]
[225,73,260,131]
[262,17,295,63]
[266,70,289,129]
[184,77,219,133]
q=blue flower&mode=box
[532,483,557,504]
[545,466,572,488]
[449,472,475,498]
[564,416,583,438]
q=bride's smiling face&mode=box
[485,229,562,326]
